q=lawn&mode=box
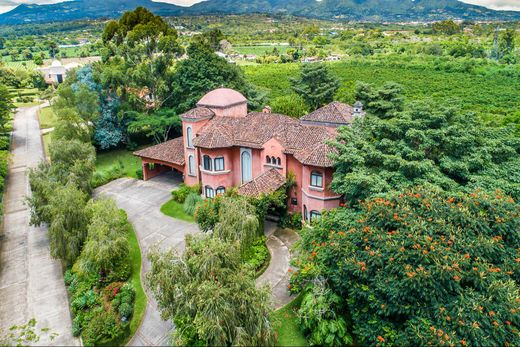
[93,149,143,187]
[160,199,195,223]
[42,132,52,157]
[38,106,57,129]
[272,294,308,347]
[234,44,290,56]
[99,222,147,347]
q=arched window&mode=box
[203,155,212,171]
[186,126,193,148]
[188,155,195,176]
[310,210,321,222]
[216,186,226,195]
[271,156,276,164]
[204,186,215,198]
[303,205,308,221]
[266,156,271,164]
[241,149,252,183]
[310,171,323,188]
[214,157,225,171]
[276,157,281,166]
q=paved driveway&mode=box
[0,105,79,346]
[94,175,200,346]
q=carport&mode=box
[134,137,185,181]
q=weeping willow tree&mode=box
[147,235,275,346]
[77,199,129,277]
[213,197,260,255]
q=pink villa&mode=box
[134,88,364,222]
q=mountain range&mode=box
[1,0,520,25]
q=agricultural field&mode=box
[244,56,520,122]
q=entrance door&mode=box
[56,74,63,83]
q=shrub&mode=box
[171,183,201,203]
[72,316,82,337]
[183,193,202,216]
[118,303,133,320]
[194,196,222,232]
[279,212,302,230]
[299,284,353,346]
[135,167,143,180]
[243,236,269,272]
[81,310,123,346]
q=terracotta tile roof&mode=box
[180,107,215,121]
[197,88,247,108]
[192,111,338,167]
[133,137,185,166]
[301,101,355,125]
[294,142,337,168]
[238,168,287,197]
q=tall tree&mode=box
[294,188,520,346]
[147,235,275,346]
[79,199,129,277]
[291,63,340,111]
[48,184,90,266]
[0,84,14,132]
[168,41,264,113]
[102,7,183,109]
[355,81,404,119]
[127,108,181,144]
[331,99,520,203]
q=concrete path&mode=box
[0,105,79,346]
[94,175,200,346]
[257,221,300,309]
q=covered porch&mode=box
[134,137,186,182]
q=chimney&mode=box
[263,105,272,114]
[353,101,364,117]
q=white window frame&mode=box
[186,126,194,148]
[205,186,215,198]
[203,155,213,171]
[216,186,226,195]
[214,157,225,172]
[188,154,195,176]
[310,171,323,188]
[240,148,253,183]
[310,210,321,222]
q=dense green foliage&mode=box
[147,235,275,346]
[292,188,520,346]
[331,93,520,203]
[291,63,340,111]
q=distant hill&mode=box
[1,0,520,25]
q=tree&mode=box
[331,99,520,204]
[432,20,461,35]
[291,63,340,111]
[168,41,264,113]
[147,235,275,346]
[213,197,260,255]
[48,184,90,266]
[499,29,516,58]
[102,7,183,109]
[293,188,520,346]
[127,108,181,144]
[0,84,15,131]
[78,199,129,277]
[0,319,56,346]
[271,94,309,118]
[192,29,225,52]
[355,81,404,118]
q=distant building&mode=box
[37,60,82,85]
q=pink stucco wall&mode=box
[183,118,212,186]
[207,103,247,118]
[199,148,234,190]
[261,138,286,176]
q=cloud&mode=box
[459,0,520,10]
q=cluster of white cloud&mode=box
[1,0,520,14]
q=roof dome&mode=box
[197,88,247,108]
[51,60,63,67]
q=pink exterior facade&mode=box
[136,88,354,223]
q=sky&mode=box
[1,0,520,14]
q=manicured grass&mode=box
[160,199,195,223]
[95,149,142,178]
[42,132,52,157]
[272,294,308,347]
[99,222,147,347]
[38,106,57,129]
